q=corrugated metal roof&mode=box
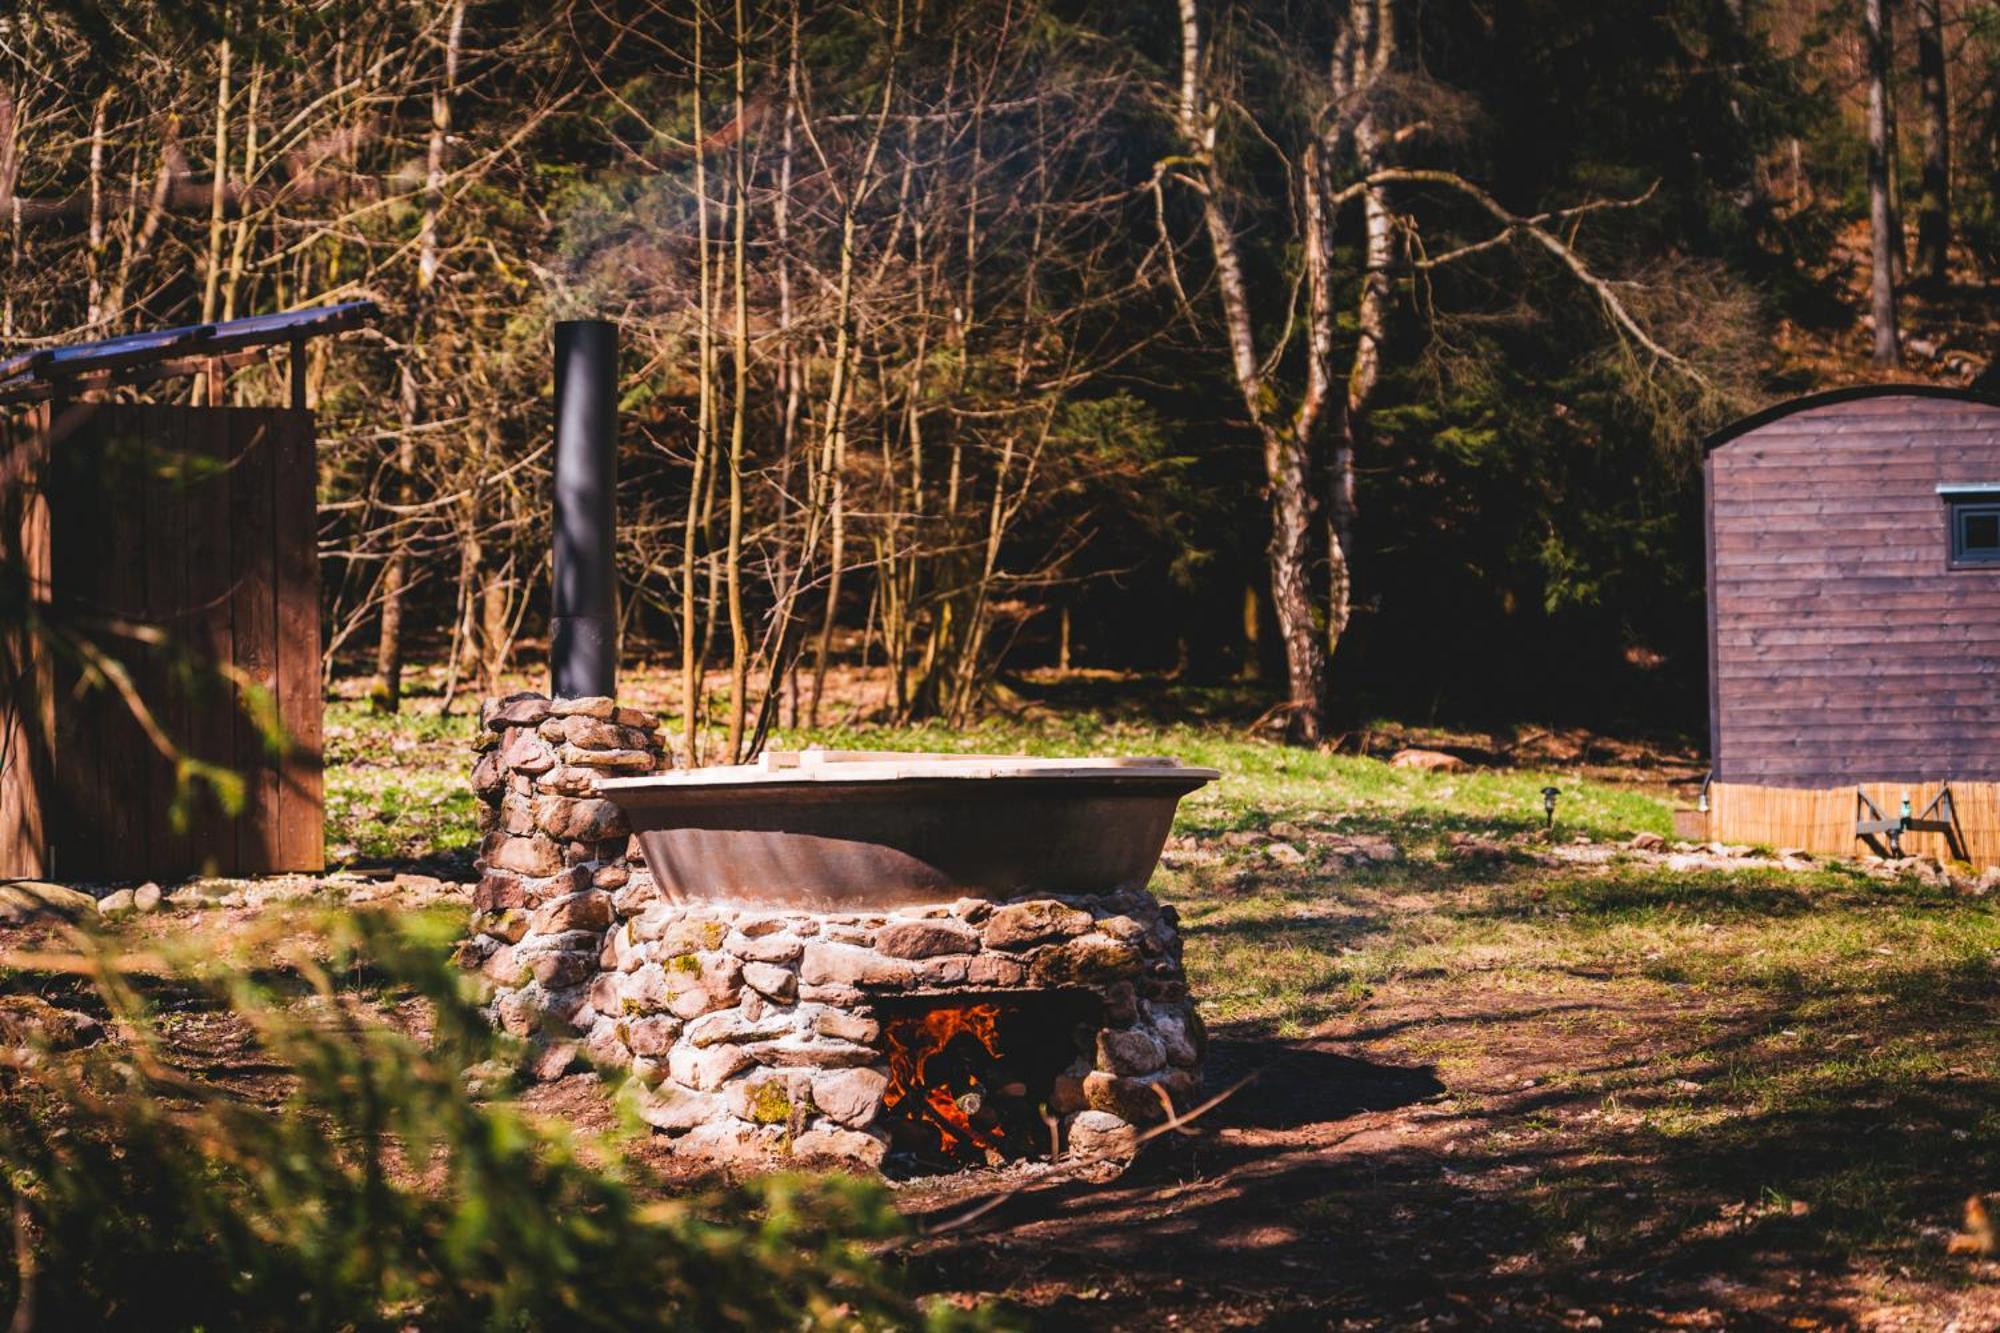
[0,300,377,402]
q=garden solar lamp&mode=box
[1541,786,1561,830]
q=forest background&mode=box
[3,0,1996,756]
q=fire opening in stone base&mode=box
[878,991,1099,1171]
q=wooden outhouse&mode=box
[1698,385,2000,862]
[0,302,374,881]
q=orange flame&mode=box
[883,1003,1009,1155]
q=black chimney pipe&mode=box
[550,318,618,699]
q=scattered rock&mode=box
[95,888,137,918]
[1628,832,1667,852]
[0,881,98,925]
[1388,747,1466,773]
[132,882,163,913]
[0,996,103,1050]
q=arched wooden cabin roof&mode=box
[1704,383,2000,453]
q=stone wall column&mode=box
[457,691,664,1079]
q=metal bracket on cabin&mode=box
[1854,786,1961,860]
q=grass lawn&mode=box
[256,691,2000,1324]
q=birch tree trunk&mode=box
[1175,0,1326,742]
[724,0,751,759]
[85,92,108,328]
[682,1,715,762]
[1325,0,1396,666]
[369,0,464,714]
[199,28,231,330]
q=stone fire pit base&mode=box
[457,695,1203,1173]
[624,887,1199,1171]
[476,880,1203,1173]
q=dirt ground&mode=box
[5,860,1996,1331]
[887,1002,2000,1330]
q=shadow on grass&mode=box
[905,984,1994,1327]
[337,846,479,882]
[1198,1033,1446,1133]
[900,863,2000,1326]
[1174,808,1560,844]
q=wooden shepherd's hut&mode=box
[1698,384,2000,863]
[0,302,375,882]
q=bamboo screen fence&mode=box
[1707,780,2000,866]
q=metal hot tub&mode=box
[595,750,1218,908]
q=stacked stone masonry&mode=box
[457,695,1205,1171]
[459,691,664,1071]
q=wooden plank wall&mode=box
[1707,395,2000,787]
[0,407,54,878]
[15,403,323,880]
[1710,779,2000,866]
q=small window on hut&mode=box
[1942,486,2000,566]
